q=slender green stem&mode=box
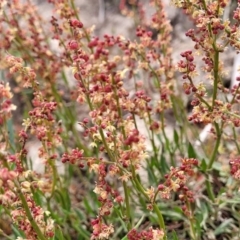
[212,51,219,108]
[160,113,174,166]
[131,168,148,198]
[205,122,222,201]
[207,122,221,169]
[187,76,211,110]
[146,103,159,166]
[123,182,132,229]
[131,168,166,238]
[206,177,215,202]
[232,126,240,154]
[111,76,134,228]
[225,111,240,119]
[198,95,211,110]
[189,217,197,240]
[1,138,46,240]
[153,204,166,231]
[185,198,198,239]
[18,188,47,240]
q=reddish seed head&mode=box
[69,19,83,28]
[158,184,165,191]
[68,40,79,50]
[83,118,89,124]
[187,55,194,62]
[192,86,197,92]
[115,195,123,203]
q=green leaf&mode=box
[55,189,70,211]
[214,219,233,235]
[72,223,91,239]
[83,195,98,215]
[12,224,25,238]
[200,158,207,171]
[54,225,65,240]
[188,142,197,158]
[75,208,86,221]
[63,188,71,211]
[195,217,202,237]
[159,154,169,175]
[161,207,184,220]
[146,157,158,183]
[199,202,208,228]
[171,231,179,240]
[32,189,43,206]
[174,130,179,146]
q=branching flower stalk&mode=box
[175,0,240,205]
[2,0,240,239]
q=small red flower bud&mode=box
[83,118,89,124]
[68,40,78,50]
[69,19,83,28]
[158,184,165,191]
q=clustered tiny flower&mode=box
[157,158,198,216]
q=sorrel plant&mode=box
[1,0,240,239]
